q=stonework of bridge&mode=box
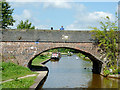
[0,30,104,74]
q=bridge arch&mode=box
[28,46,103,74]
[1,30,105,75]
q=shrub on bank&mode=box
[103,66,120,76]
[103,69,110,76]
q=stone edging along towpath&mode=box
[30,59,50,89]
[107,74,120,79]
[100,73,120,79]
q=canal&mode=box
[42,55,119,88]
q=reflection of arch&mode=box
[28,46,103,74]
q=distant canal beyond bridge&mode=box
[42,55,118,88]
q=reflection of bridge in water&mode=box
[1,30,104,74]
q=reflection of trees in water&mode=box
[118,80,120,88]
[50,59,60,62]
[87,74,102,88]
[87,74,118,88]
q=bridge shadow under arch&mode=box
[28,47,103,74]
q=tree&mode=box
[0,0,15,29]
[91,13,118,70]
[17,19,35,29]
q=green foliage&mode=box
[78,53,85,58]
[2,76,36,88]
[112,67,120,74]
[32,55,50,66]
[90,14,118,68]
[2,62,35,81]
[49,48,75,53]
[113,68,118,74]
[103,69,110,76]
[17,19,35,29]
[108,65,120,75]
[52,49,58,53]
[0,0,15,29]
[78,53,91,62]
[109,65,114,70]
[118,68,120,73]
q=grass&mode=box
[0,67,2,90]
[32,55,50,66]
[2,76,37,88]
[61,53,68,55]
[0,62,2,82]
[82,57,91,62]
[2,62,36,81]
[77,53,91,62]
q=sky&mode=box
[7,0,118,30]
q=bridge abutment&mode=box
[92,61,102,74]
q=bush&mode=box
[113,68,118,74]
[103,69,110,76]
[90,14,118,70]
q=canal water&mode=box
[42,55,119,88]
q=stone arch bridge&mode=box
[0,30,104,74]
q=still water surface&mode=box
[42,55,119,88]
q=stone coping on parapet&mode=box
[1,29,119,32]
[0,29,93,42]
[1,29,119,42]
[0,29,92,32]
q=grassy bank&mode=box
[0,62,2,90]
[32,55,50,66]
[61,53,68,55]
[2,62,36,81]
[0,62,2,82]
[2,76,36,88]
[77,53,91,62]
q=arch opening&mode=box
[28,47,103,74]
